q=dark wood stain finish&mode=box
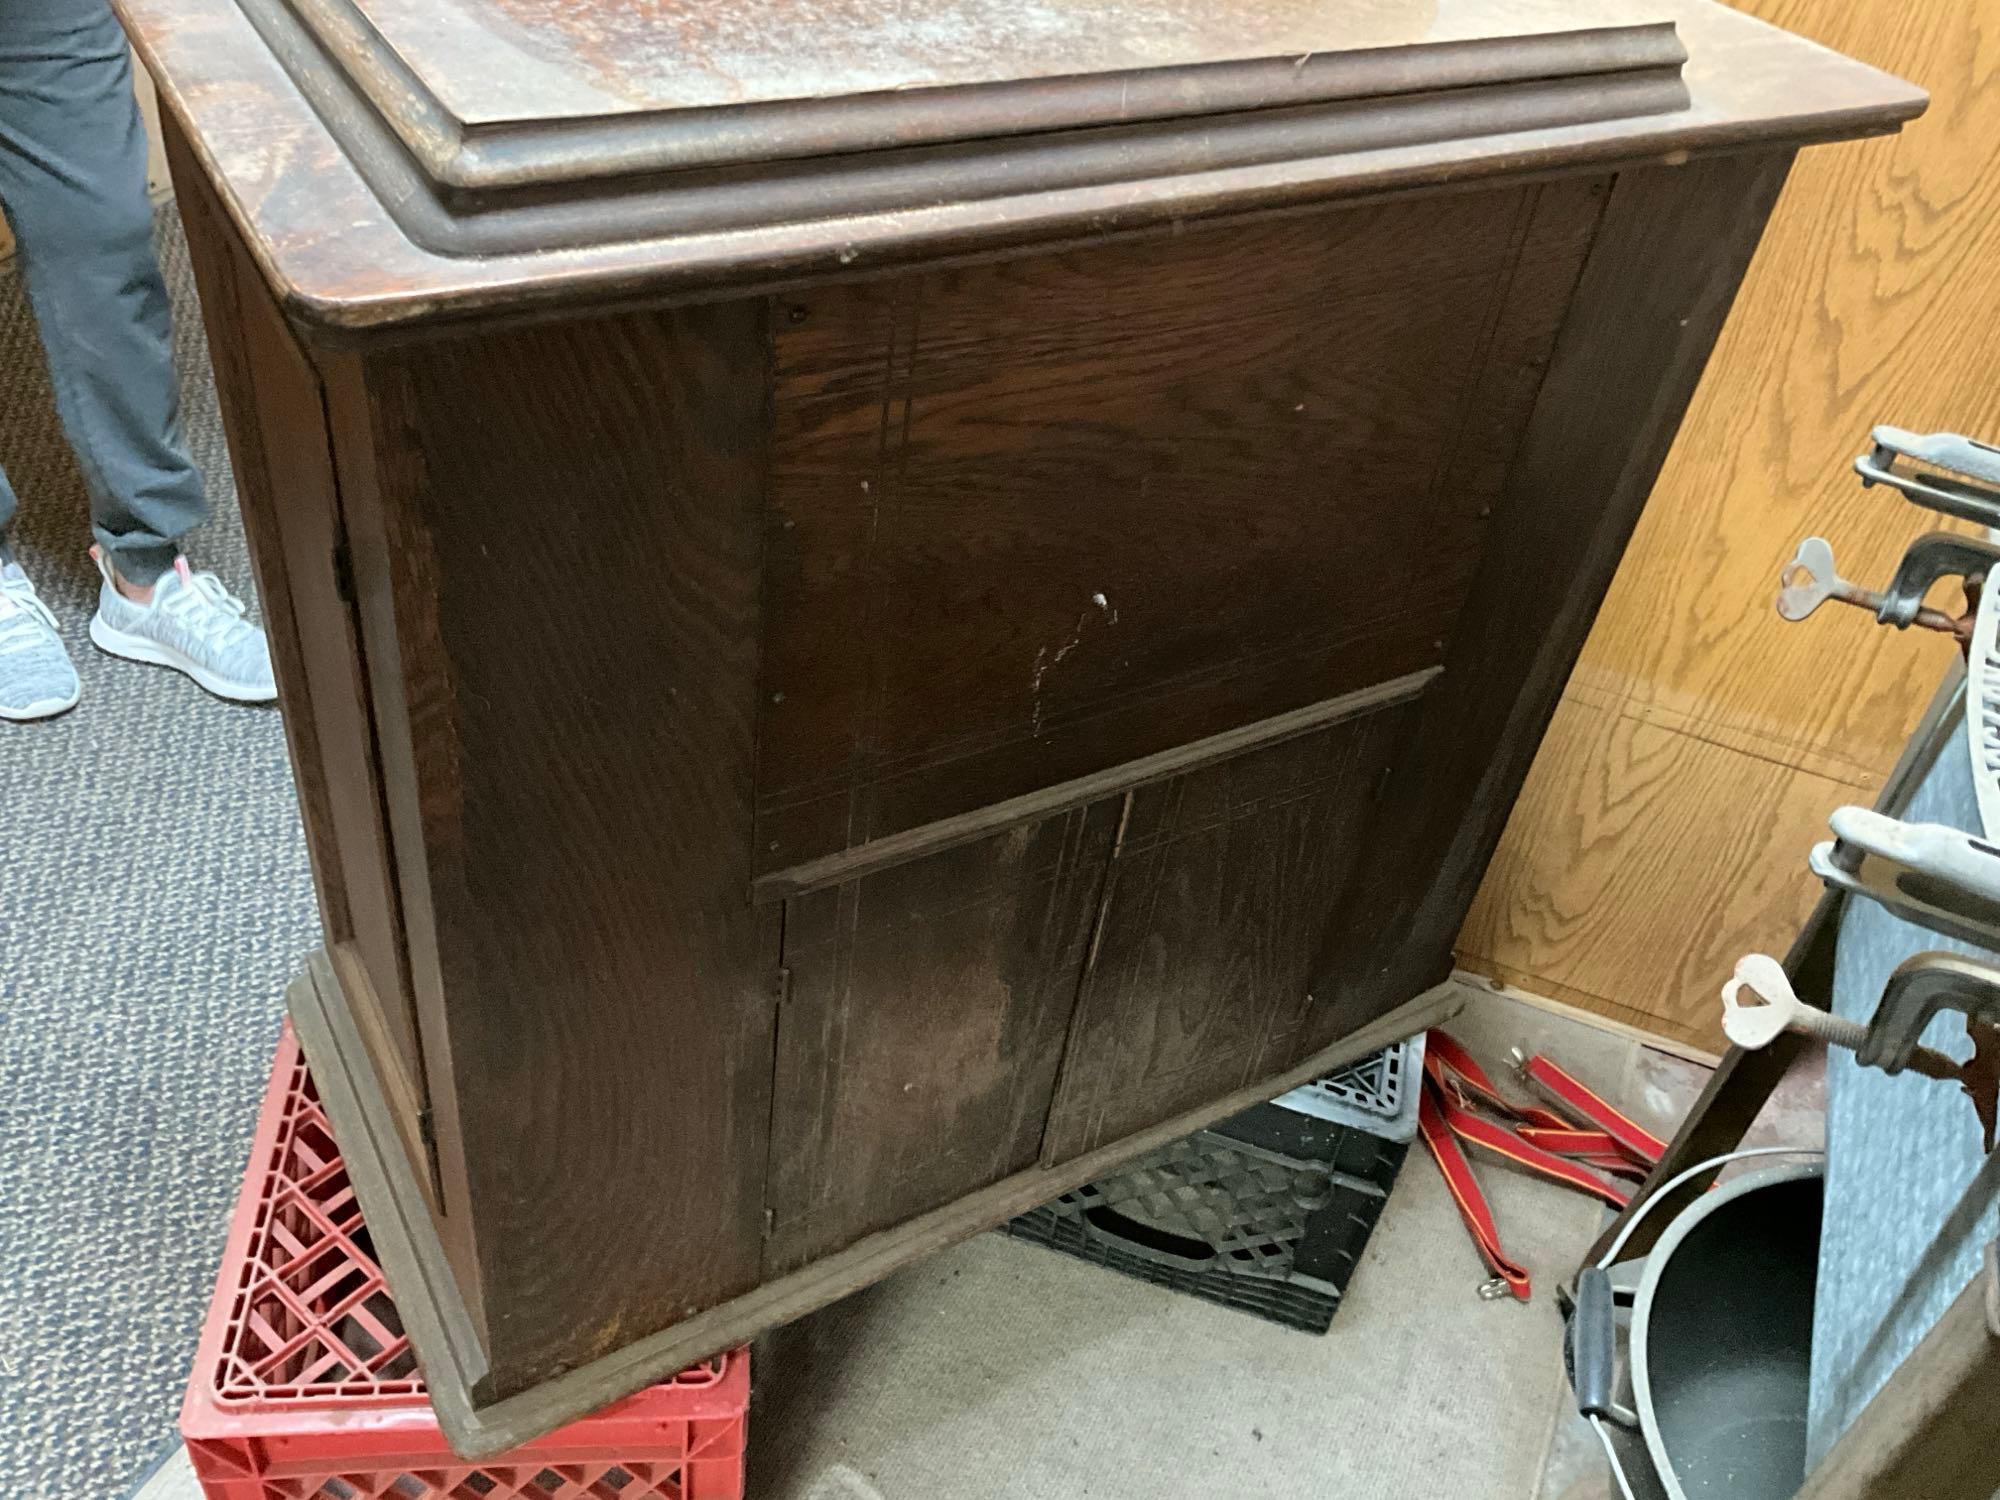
[166,124,345,942]
[121,0,1920,327]
[756,179,1604,882]
[765,800,1120,1274]
[288,947,1469,1455]
[326,304,782,1397]
[131,0,1923,1457]
[1306,149,1799,1049]
[169,123,435,1198]
[1040,702,1419,1164]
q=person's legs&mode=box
[0,0,271,707]
[0,0,205,586]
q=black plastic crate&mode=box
[1004,1042,1418,1332]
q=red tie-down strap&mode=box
[1512,1126,1650,1178]
[1418,1085,1535,1301]
[1521,1052,1668,1168]
[1418,1029,1663,1302]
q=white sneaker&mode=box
[0,562,81,720]
[88,549,277,703]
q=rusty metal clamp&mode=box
[1721,950,2000,1153]
[1881,532,1999,629]
[1777,533,1986,640]
[1863,952,2000,1073]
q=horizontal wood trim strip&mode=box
[752,666,1442,902]
[290,943,1464,1459]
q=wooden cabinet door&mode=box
[1038,701,1416,1163]
[762,695,1417,1261]
[764,800,1120,1272]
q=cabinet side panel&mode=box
[165,122,344,941]
[348,302,777,1396]
[1309,151,1797,1041]
[168,122,432,1190]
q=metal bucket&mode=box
[1627,1163,1824,1500]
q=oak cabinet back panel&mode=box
[131,0,1926,1445]
[765,800,1120,1274]
[753,176,1607,884]
[262,179,1610,1393]
[160,111,1867,1450]
[1041,700,1418,1164]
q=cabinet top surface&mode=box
[327,0,1668,124]
[124,0,1924,331]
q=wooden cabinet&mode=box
[766,805,1115,1276]
[119,0,1921,1455]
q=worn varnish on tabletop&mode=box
[122,0,1923,1457]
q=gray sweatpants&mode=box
[0,0,205,586]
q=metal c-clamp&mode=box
[1857,425,2000,529]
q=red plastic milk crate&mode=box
[181,1024,750,1500]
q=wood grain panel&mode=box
[1040,701,1414,1162]
[764,800,1118,1273]
[233,258,421,1094]
[1460,0,2000,1044]
[166,126,345,942]
[755,178,1604,878]
[1457,695,1860,1051]
[337,303,779,1398]
[1310,151,1795,1048]
[170,123,430,1186]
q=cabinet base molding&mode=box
[290,948,1464,1457]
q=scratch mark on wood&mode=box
[1031,592,1117,736]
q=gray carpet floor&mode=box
[1,206,1690,1500]
[0,210,319,1498]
